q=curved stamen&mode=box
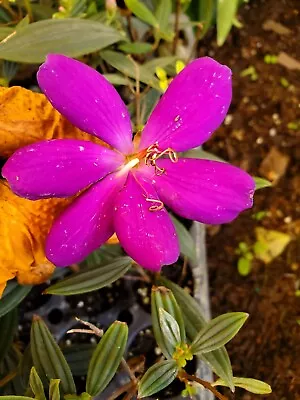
[145,142,178,175]
[144,197,164,212]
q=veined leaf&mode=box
[214,377,272,394]
[45,257,132,295]
[30,316,76,395]
[159,308,181,348]
[0,282,31,318]
[86,321,128,396]
[151,286,186,359]
[0,19,125,63]
[138,360,178,398]
[0,308,18,364]
[158,277,234,391]
[49,379,60,400]
[191,312,248,354]
[0,397,34,400]
[29,367,46,400]
[124,0,158,28]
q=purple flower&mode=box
[2,55,255,271]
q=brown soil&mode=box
[201,1,300,399]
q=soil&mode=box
[200,1,300,399]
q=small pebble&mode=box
[224,114,233,125]
[154,347,162,356]
[269,128,277,137]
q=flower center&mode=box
[123,142,178,176]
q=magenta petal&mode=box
[37,54,133,153]
[114,173,179,271]
[2,139,124,200]
[46,173,125,267]
[153,158,255,224]
[139,57,232,152]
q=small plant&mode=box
[0,285,271,400]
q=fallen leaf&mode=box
[0,86,107,294]
[259,147,290,183]
[262,20,292,36]
[254,227,292,264]
[0,86,104,157]
[0,180,73,290]
[277,52,300,71]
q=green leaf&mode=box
[0,397,34,400]
[191,312,248,354]
[138,360,178,398]
[183,148,226,163]
[155,0,172,36]
[214,377,272,394]
[237,257,252,276]
[124,0,158,28]
[18,346,33,392]
[118,42,153,54]
[0,346,23,395]
[144,56,177,73]
[157,277,234,391]
[151,286,186,359]
[101,50,160,90]
[0,308,18,364]
[0,27,14,41]
[159,308,181,348]
[48,379,60,400]
[46,257,132,295]
[29,367,46,400]
[170,215,197,263]
[86,321,128,396]
[83,244,123,267]
[103,74,129,86]
[31,316,76,395]
[217,0,239,46]
[253,176,272,190]
[0,282,31,318]
[0,19,125,63]
[199,0,215,38]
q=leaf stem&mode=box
[172,0,181,55]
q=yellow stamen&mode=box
[144,197,164,212]
[145,142,178,175]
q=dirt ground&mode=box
[201,0,300,398]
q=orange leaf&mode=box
[0,86,112,293]
[0,86,104,157]
[0,180,73,288]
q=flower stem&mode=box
[178,370,229,400]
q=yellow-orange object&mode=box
[0,87,107,295]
